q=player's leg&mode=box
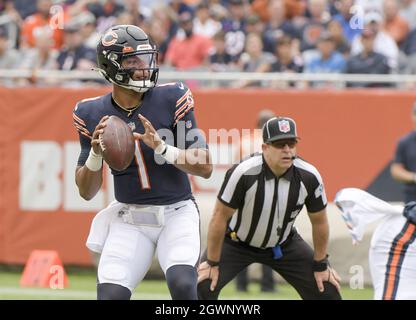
[198,238,254,300]
[369,246,387,300]
[270,231,342,300]
[260,264,275,292]
[97,218,156,300]
[157,200,201,300]
[375,221,416,300]
[235,267,249,292]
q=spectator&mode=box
[12,0,37,20]
[151,4,179,54]
[70,11,99,50]
[148,17,170,64]
[345,28,391,87]
[383,0,410,45]
[269,35,303,88]
[165,11,213,70]
[401,26,416,59]
[168,0,194,16]
[208,30,238,72]
[0,25,20,69]
[399,0,416,30]
[222,0,247,58]
[332,0,362,44]
[263,0,299,53]
[355,0,384,14]
[327,19,350,56]
[19,28,57,71]
[193,2,221,38]
[0,0,22,49]
[351,11,399,70]
[20,0,65,49]
[251,0,308,22]
[245,14,265,38]
[304,32,346,73]
[270,36,303,73]
[233,32,275,88]
[17,28,58,86]
[87,0,125,33]
[87,0,125,19]
[299,0,331,52]
[56,21,96,71]
[0,25,20,86]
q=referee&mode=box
[197,116,342,300]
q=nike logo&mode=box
[174,205,187,211]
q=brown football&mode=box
[99,115,135,171]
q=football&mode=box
[99,115,135,171]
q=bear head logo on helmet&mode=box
[96,25,159,93]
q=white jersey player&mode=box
[335,188,416,300]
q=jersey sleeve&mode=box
[72,102,92,166]
[217,164,247,209]
[172,82,208,150]
[304,170,327,213]
[173,82,194,126]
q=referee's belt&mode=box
[225,228,297,252]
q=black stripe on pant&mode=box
[197,231,342,300]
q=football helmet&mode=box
[96,25,159,93]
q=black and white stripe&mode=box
[218,154,327,248]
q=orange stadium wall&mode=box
[0,87,415,265]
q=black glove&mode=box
[403,201,416,224]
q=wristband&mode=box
[154,141,167,155]
[85,148,103,172]
[154,140,180,164]
[162,144,180,164]
[206,259,220,267]
[312,254,329,272]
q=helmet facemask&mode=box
[116,50,159,93]
[97,46,159,93]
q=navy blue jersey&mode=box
[72,82,207,205]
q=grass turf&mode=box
[0,271,373,300]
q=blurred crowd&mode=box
[1,0,416,88]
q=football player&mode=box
[335,188,416,300]
[73,25,212,300]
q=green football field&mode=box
[0,270,373,300]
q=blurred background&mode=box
[1,0,416,299]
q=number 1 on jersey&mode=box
[135,141,151,190]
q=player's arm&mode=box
[135,114,212,179]
[172,146,212,178]
[75,115,109,200]
[391,162,416,184]
[308,208,341,293]
[308,208,329,261]
[197,199,236,290]
[391,140,416,183]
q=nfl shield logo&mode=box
[185,120,193,129]
[278,120,290,133]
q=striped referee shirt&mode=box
[218,153,327,248]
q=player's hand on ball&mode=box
[91,115,109,155]
[197,261,219,291]
[314,267,341,293]
[134,114,163,150]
